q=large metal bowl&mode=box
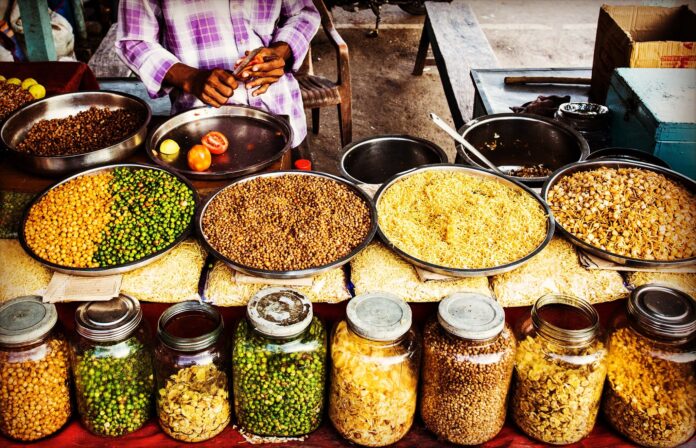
[197,170,377,279]
[1,91,151,177]
[147,105,292,180]
[542,159,696,268]
[457,113,590,186]
[19,163,197,276]
[374,164,555,277]
[339,135,448,185]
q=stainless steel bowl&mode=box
[374,164,555,277]
[197,170,377,279]
[456,113,590,186]
[19,163,197,276]
[542,159,696,268]
[339,135,448,185]
[1,91,151,177]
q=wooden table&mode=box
[413,1,499,128]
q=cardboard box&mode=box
[590,5,696,103]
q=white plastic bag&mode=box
[9,0,75,60]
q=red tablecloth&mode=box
[0,62,98,94]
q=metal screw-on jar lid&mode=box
[438,292,505,340]
[158,301,223,352]
[247,288,313,339]
[76,295,142,343]
[0,296,58,347]
[346,292,412,342]
[628,285,696,341]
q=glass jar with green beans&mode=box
[233,288,327,437]
[70,295,154,437]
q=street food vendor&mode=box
[115,1,320,147]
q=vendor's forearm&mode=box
[163,63,199,92]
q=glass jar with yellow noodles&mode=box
[329,293,420,447]
[511,294,607,445]
[603,285,695,448]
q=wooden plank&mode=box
[69,0,87,41]
[425,1,498,128]
[17,0,57,61]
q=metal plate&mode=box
[147,105,292,180]
[19,163,198,277]
[1,91,151,177]
[197,170,378,279]
[542,159,696,268]
[374,164,555,277]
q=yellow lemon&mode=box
[28,84,46,99]
[6,78,21,85]
[159,139,180,155]
[0,75,6,82]
[21,78,38,90]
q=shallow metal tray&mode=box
[147,105,292,180]
[542,159,696,268]
[197,170,377,279]
[1,91,151,177]
[373,164,555,277]
[19,163,198,277]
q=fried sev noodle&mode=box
[377,171,548,269]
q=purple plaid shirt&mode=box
[115,0,320,146]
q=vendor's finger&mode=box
[203,85,227,105]
[251,58,284,73]
[249,68,285,79]
[216,71,238,90]
[246,77,279,89]
[209,77,233,97]
[201,92,222,108]
[252,84,271,97]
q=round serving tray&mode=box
[373,164,555,277]
[19,163,198,277]
[196,170,378,279]
[542,159,696,268]
[147,105,293,180]
[1,91,151,177]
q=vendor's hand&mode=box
[165,64,238,107]
[235,44,291,96]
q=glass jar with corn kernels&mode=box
[603,285,696,448]
[510,294,607,445]
[0,296,71,442]
[421,293,515,445]
[329,293,420,447]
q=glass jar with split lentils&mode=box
[603,285,696,448]
[70,295,154,437]
[0,296,71,441]
[233,288,327,437]
[154,301,230,442]
[421,293,515,445]
[329,293,420,447]
[510,294,607,445]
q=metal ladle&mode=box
[429,112,506,176]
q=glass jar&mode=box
[70,295,154,437]
[510,294,607,445]
[329,292,420,447]
[233,288,327,437]
[603,285,696,448]
[0,296,71,441]
[154,301,230,442]
[421,292,515,445]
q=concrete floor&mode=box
[308,0,696,173]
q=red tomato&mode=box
[201,131,229,155]
[187,144,212,171]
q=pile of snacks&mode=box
[511,335,607,444]
[421,320,515,445]
[350,242,491,302]
[625,272,696,296]
[0,80,35,121]
[17,107,144,156]
[329,320,418,446]
[548,167,696,261]
[0,335,72,441]
[491,237,628,307]
[158,364,231,442]
[201,174,372,271]
[377,170,548,269]
[71,337,154,436]
[603,327,696,447]
[0,239,52,302]
[233,317,326,436]
[23,167,195,268]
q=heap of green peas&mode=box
[72,337,154,437]
[93,168,194,267]
[232,318,327,437]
